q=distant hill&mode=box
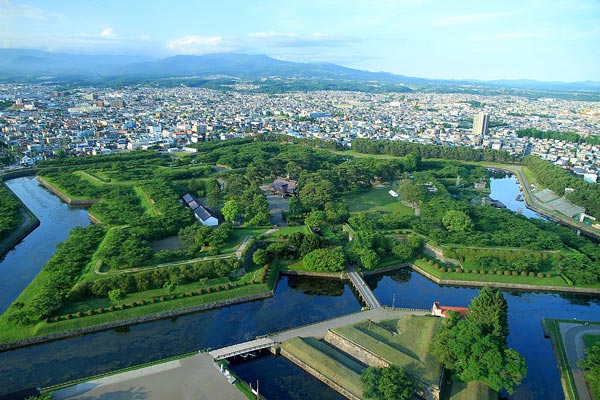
[0,49,598,92]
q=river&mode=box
[0,176,598,399]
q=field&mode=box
[343,187,414,215]
[281,336,366,398]
[332,316,442,386]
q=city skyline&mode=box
[0,0,599,82]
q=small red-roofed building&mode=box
[431,301,468,318]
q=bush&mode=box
[529,272,535,277]
[86,310,94,316]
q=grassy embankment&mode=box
[281,336,366,398]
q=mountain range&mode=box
[0,49,598,92]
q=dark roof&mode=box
[194,205,213,222]
[270,178,297,194]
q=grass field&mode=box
[412,258,596,288]
[448,380,497,400]
[281,337,365,398]
[333,316,442,386]
[343,187,414,215]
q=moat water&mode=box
[0,176,598,399]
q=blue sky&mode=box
[1,0,599,81]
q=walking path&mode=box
[560,322,600,400]
[94,235,252,275]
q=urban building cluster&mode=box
[1,83,599,182]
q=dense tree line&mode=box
[523,156,600,217]
[351,138,518,163]
[0,184,21,240]
[517,128,600,146]
[12,225,106,321]
[432,287,526,394]
[69,257,240,300]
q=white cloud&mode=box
[98,27,117,39]
[165,35,225,54]
[432,12,511,26]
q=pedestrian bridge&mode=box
[208,337,276,361]
[347,270,380,309]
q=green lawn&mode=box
[281,337,365,398]
[332,316,443,386]
[449,380,497,400]
[343,187,414,215]
[412,258,595,288]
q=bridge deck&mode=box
[347,270,380,309]
[209,337,275,360]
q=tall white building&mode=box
[472,113,489,136]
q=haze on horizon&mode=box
[0,0,599,83]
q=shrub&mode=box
[529,272,535,277]
[86,310,94,316]
[108,306,115,312]
[440,267,446,272]
[76,311,83,318]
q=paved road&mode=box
[560,322,600,400]
[52,353,246,400]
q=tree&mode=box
[442,210,474,232]
[252,249,268,266]
[361,366,419,400]
[163,281,177,295]
[579,343,600,395]
[221,200,240,223]
[108,288,126,305]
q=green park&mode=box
[0,134,599,398]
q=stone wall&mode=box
[423,243,459,266]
